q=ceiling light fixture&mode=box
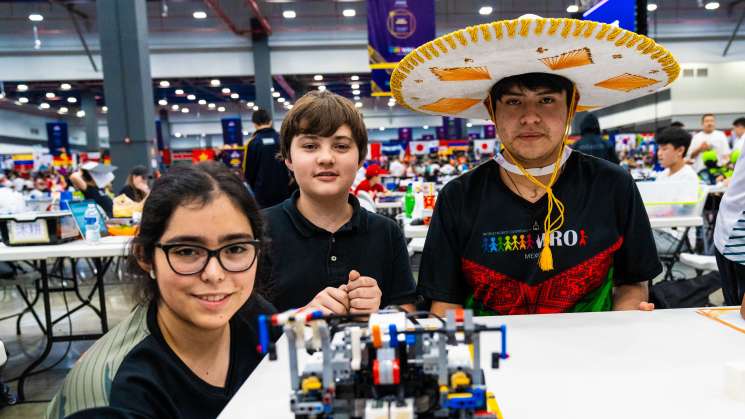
[76,110,85,118]
[704,2,720,10]
[314,75,324,81]
[222,87,231,94]
[18,97,29,104]
[230,93,239,99]
[342,9,356,17]
[283,10,296,19]
[272,92,281,98]
[647,3,658,12]
[208,103,216,109]
[423,125,429,129]
[379,127,385,131]
[28,14,43,22]
[159,80,170,88]
[198,99,207,105]
[351,83,360,89]
[352,89,360,95]
[218,106,226,112]
[478,6,493,16]
[45,92,55,99]
[318,85,327,91]
[354,102,362,108]
[210,79,221,87]
[278,98,285,103]
[60,83,72,90]
[247,102,255,108]
[59,107,68,113]
[171,104,179,111]
[17,84,29,92]
[158,99,168,106]
[193,11,207,19]
[67,97,77,103]
[175,89,184,95]
[181,107,189,113]
[351,75,359,81]
[187,94,196,100]
[102,106,108,113]
[39,102,50,109]
[252,105,259,111]
[566,4,579,13]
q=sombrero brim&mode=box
[391,17,680,120]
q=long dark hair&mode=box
[125,165,148,202]
[127,161,269,305]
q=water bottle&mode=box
[84,203,101,243]
[404,183,415,218]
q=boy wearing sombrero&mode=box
[392,16,680,316]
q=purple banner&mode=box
[398,127,412,142]
[221,117,243,146]
[442,116,466,140]
[468,133,481,140]
[435,126,445,140]
[422,134,435,141]
[46,122,69,156]
[368,0,435,95]
[484,124,496,138]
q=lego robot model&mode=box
[258,308,508,419]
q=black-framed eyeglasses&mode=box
[155,240,261,276]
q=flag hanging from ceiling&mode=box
[474,139,497,155]
[367,0,435,96]
[192,148,215,164]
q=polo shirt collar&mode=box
[281,190,368,237]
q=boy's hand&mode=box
[305,286,350,315]
[346,270,382,314]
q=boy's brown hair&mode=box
[279,90,368,163]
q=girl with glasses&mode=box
[48,161,275,419]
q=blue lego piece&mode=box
[257,314,269,354]
[389,324,398,348]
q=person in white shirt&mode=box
[388,157,406,177]
[732,117,745,154]
[687,114,731,173]
[714,133,745,311]
[656,127,699,184]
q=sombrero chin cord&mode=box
[487,85,579,271]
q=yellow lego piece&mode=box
[301,376,322,393]
[447,392,473,400]
[450,371,471,389]
[486,391,504,419]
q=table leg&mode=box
[95,258,109,333]
[16,259,54,402]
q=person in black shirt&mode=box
[264,90,416,314]
[243,108,292,208]
[572,113,619,164]
[118,165,150,202]
[47,162,275,419]
[69,162,114,217]
[389,16,680,316]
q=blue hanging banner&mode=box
[221,117,243,146]
[46,121,69,156]
[398,127,412,142]
[381,140,404,156]
[483,124,496,139]
[221,148,245,169]
[368,0,435,96]
[442,116,465,140]
[155,120,165,151]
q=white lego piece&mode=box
[301,352,324,375]
[0,340,6,368]
[447,344,473,369]
[364,399,388,419]
[724,361,745,402]
[389,398,414,419]
[350,327,362,371]
[369,311,407,344]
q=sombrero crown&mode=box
[391,16,680,120]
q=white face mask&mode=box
[494,146,573,177]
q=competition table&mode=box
[220,308,745,419]
[0,235,130,400]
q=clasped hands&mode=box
[303,270,382,315]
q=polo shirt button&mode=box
[330,256,337,262]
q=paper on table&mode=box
[697,307,745,334]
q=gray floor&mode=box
[0,263,135,419]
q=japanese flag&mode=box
[410,141,429,156]
[474,139,496,154]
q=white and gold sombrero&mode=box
[391,16,680,120]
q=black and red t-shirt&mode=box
[418,152,662,315]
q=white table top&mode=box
[403,216,704,239]
[220,308,745,419]
[374,201,402,210]
[0,235,131,262]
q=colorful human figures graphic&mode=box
[579,229,588,247]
